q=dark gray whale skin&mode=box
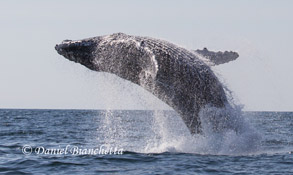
[55,33,237,134]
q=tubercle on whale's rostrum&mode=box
[55,33,238,135]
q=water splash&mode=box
[139,104,261,155]
[96,99,261,155]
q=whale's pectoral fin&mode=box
[194,48,239,66]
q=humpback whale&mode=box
[55,33,238,134]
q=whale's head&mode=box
[55,33,151,84]
[55,37,102,70]
[55,33,143,76]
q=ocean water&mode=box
[0,109,292,174]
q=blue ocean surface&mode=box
[0,109,292,174]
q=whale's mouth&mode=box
[55,39,96,69]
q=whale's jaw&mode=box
[55,39,97,70]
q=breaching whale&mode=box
[55,33,238,134]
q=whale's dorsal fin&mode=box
[193,48,239,66]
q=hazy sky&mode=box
[0,0,292,111]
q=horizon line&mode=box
[0,107,292,113]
